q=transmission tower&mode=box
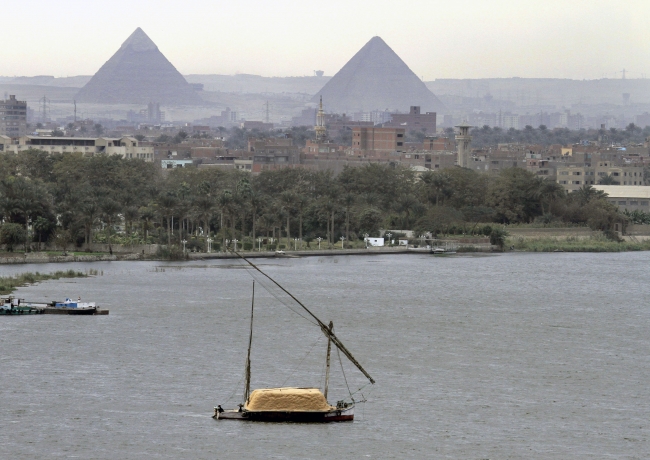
[39,96,51,122]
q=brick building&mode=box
[351,126,405,154]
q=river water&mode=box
[0,252,648,459]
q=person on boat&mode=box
[217,405,224,413]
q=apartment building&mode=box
[556,164,645,192]
[351,127,405,154]
[383,106,437,134]
[0,95,27,138]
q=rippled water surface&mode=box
[1,253,649,459]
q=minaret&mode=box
[455,123,472,168]
[314,96,326,143]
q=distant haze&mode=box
[2,0,649,80]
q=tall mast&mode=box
[324,321,333,400]
[234,252,375,385]
[244,281,255,403]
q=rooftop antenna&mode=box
[74,100,77,123]
[264,101,270,124]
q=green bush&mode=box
[0,223,26,252]
[155,245,186,260]
[490,227,509,249]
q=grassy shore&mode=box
[509,235,650,252]
[0,269,95,296]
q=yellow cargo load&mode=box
[245,387,334,412]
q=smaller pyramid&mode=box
[76,28,202,105]
[313,37,446,114]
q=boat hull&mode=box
[214,406,354,422]
[0,307,44,315]
[42,307,97,315]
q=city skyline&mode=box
[3,0,649,80]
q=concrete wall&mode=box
[84,244,160,254]
[626,224,650,236]
[507,227,595,239]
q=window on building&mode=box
[641,201,649,206]
[612,172,619,176]
[560,171,568,175]
[630,201,639,205]
[618,201,627,205]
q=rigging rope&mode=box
[280,334,323,387]
[234,257,318,326]
[336,346,352,399]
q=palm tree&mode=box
[217,190,234,249]
[279,191,296,249]
[78,198,99,249]
[100,198,122,255]
[294,193,309,249]
[157,192,178,245]
[139,206,156,243]
[248,190,266,249]
[574,184,607,206]
[193,196,214,237]
[342,193,355,249]
[421,171,452,207]
[538,179,565,215]
[598,174,620,185]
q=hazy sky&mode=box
[4,0,649,80]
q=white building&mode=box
[593,185,650,212]
[0,136,153,161]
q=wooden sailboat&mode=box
[214,255,374,422]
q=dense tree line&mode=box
[0,149,627,253]
[468,124,650,149]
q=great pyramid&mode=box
[313,36,446,114]
[75,28,203,105]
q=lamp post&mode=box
[386,232,392,246]
[316,237,323,249]
[258,237,262,251]
[294,238,298,251]
[207,238,213,253]
[364,233,369,249]
[181,239,187,254]
[233,239,238,251]
[340,236,345,249]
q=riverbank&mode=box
[509,235,650,252]
[0,270,91,295]
[3,237,650,265]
